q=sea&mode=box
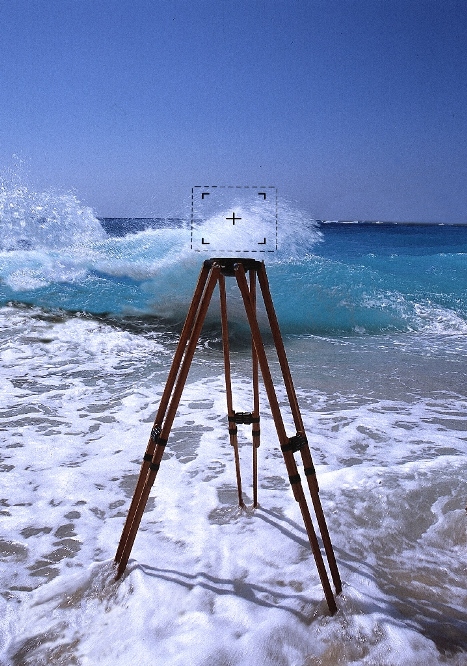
[0,187,466,665]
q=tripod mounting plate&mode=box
[205,257,263,276]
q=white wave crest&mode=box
[0,185,106,251]
[414,303,467,335]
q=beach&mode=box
[0,202,466,664]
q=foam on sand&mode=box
[0,307,466,664]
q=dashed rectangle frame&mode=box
[191,185,278,253]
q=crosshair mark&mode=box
[226,212,242,225]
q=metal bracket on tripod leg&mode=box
[228,412,260,434]
[232,412,260,425]
[281,433,307,453]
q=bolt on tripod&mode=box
[114,258,342,615]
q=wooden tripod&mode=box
[114,258,342,615]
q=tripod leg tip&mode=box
[114,561,126,581]
[328,598,338,616]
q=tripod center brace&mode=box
[114,258,342,615]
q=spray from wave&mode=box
[0,184,106,251]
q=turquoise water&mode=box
[1,195,467,337]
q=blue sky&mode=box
[1,0,466,222]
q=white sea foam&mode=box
[414,302,467,335]
[0,306,466,664]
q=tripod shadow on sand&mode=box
[134,506,340,625]
[137,562,322,625]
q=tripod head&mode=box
[205,257,263,276]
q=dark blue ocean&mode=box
[1,190,466,664]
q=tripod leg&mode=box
[256,263,304,430]
[219,274,245,508]
[301,447,342,594]
[234,263,337,615]
[250,269,260,508]
[115,262,210,566]
[257,263,342,595]
[291,466,337,615]
[116,265,221,579]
